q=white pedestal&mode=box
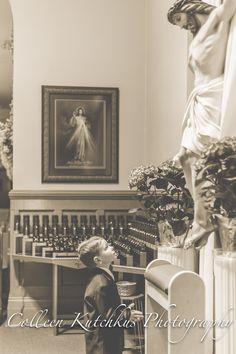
[145,259,206,354]
[199,232,222,354]
[158,246,198,272]
[214,252,236,354]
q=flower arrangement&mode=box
[195,136,236,218]
[129,165,159,192]
[129,160,194,239]
[0,102,13,180]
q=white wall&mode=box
[11,0,189,190]
[145,0,188,164]
[10,0,146,190]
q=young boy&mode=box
[78,236,142,354]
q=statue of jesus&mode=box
[167,0,236,248]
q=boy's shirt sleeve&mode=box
[94,285,114,319]
[85,284,129,323]
[85,285,116,320]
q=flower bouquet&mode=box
[129,160,194,247]
[195,137,236,252]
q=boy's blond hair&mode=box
[77,236,104,268]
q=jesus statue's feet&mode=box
[184,222,216,250]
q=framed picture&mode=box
[42,86,119,183]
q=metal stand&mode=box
[120,293,144,354]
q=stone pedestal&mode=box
[158,246,198,272]
[214,252,236,354]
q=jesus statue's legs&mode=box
[177,147,216,249]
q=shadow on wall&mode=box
[0,168,10,208]
[0,0,13,209]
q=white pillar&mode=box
[199,232,216,354]
[214,252,236,354]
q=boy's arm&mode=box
[94,286,130,321]
[94,285,114,319]
[85,285,116,321]
[94,289,143,324]
[85,285,128,322]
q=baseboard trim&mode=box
[9,190,137,200]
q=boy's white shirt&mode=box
[98,266,115,281]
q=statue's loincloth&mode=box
[181,76,224,155]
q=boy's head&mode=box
[77,236,117,268]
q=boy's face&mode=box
[95,239,117,267]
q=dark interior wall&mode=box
[0,168,10,209]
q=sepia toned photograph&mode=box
[42,86,119,183]
[1,0,236,353]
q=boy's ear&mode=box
[94,256,102,265]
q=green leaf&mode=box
[155,177,168,190]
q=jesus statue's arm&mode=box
[198,0,236,41]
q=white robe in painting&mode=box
[66,115,95,162]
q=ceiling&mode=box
[0,0,13,108]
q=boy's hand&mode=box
[125,303,144,322]
[130,309,144,322]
